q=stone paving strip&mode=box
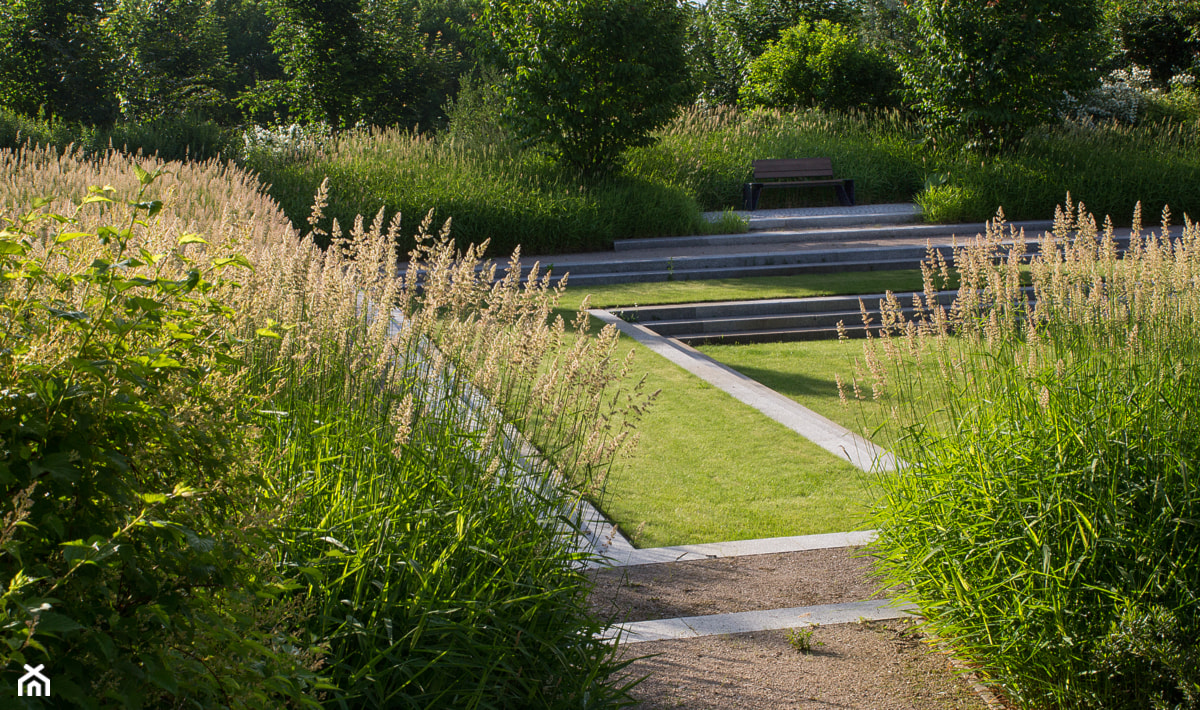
[596,530,878,567]
[588,307,897,472]
[605,599,918,644]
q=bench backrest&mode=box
[752,158,834,180]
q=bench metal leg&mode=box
[743,183,763,211]
[835,180,855,207]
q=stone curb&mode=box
[594,530,877,568]
[604,599,918,644]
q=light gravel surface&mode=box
[616,620,992,710]
[588,548,886,623]
[590,548,1004,709]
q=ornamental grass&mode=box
[0,144,649,707]
[857,201,1200,708]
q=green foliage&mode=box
[707,0,858,57]
[626,106,926,211]
[106,0,237,122]
[684,0,863,107]
[867,213,1200,708]
[0,0,118,124]
[247,126,711,255]
[684,2,753,107]
[258,0,461,128]
[0,106,240,162]
[485,0,692,177]
[739,20,900,112]
[0,176,317,706]
[1105,0,1200,84]
[894,0,1106,148]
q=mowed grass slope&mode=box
[594,332,875,548]
[557,273,927,548]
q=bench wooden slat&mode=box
[755,179,845,187]
[753,158,833,180]
[743,157,854,210]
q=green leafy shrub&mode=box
[893,0,1106,148]
[739,20,900,112]
[0,161,317,706]
[863,204,1200,708]
[484,0,692,177]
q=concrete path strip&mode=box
[596,530,877,567]
[588,308,897,473]
[605,599,918,644]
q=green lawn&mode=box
[558,269,927,311]
[564,271,931,547]
[595,332,877,548]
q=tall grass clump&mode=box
[913,121,1200,226]
[1,144,650,707]
[626,105,927,211]
[247,125,711,256]
[859,203,1200,707]
[0,106,239,162]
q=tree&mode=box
[106,0,236,122]
[0,0,117,124]
[739,19,900,112]
[893,0,1105,148]
[484,0,692,177]
[257,0,459,127]
[1105,0,1200,85]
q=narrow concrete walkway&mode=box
[609,599,917,644]
[588,307,897,473]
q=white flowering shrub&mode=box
[241,122,331,160]
[1061,65,1156,125]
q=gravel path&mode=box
[588,547,1000,709]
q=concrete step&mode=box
[700,203,923,233]
[673,324,874,345]
[648,308,911,336]
[609,288,1034,344]
[557,258,924,286]
[612,291,958,323]
[614,219,1053,252]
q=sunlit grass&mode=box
[597,333,875,548]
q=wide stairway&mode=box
[525,204,1055,287]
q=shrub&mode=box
[862,203,1200,707]
[739,20,900,112]
[893,0,1106,148]
[484,0,692,177]
[1,144,648,706]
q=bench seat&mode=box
[743,158,855,210]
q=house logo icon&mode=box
[17,664,50,697]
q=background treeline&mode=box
[1,0,1199,257]
[3,0,1198,133]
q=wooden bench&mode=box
[742,158,855,211]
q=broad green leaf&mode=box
[178,233,208,245]
[54,231,91,244]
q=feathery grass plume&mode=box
[861,199,1200,708]
[2,145,649,707]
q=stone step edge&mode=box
[615,219,1054,252]
[588,307,898,473]
[603,598,917,644]
[590,529,878,568]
